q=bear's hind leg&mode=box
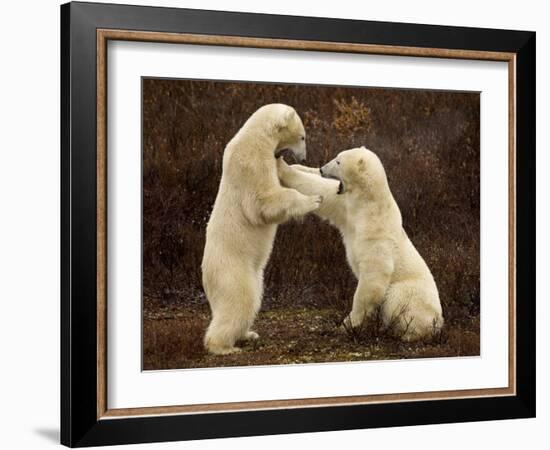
[239,274,262,342]
[383,282,443,341]
[204,275,260,355]
[204,316,242,354]
[343,268,392,331]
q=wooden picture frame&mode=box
[61,2,535,447]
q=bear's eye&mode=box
[301,136,305,141]
[336,161,340,165]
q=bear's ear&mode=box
[275,108,296,131]
[284,108,296,123]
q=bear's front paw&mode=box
[338,322,349,334]
[302,195,323,214]
[339,316,352,334]
[340,314,363,333]
[276,156,290,172]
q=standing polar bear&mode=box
[202,104,322,355]
[277,147,443,341]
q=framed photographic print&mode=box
[61,1,536,447]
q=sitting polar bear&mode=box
[277,147,443,341]
[202,104,323,355]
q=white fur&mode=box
[278,147,443,341]
[202,104,322,355]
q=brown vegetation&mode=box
[142,78,480,369]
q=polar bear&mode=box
[202,104,323,355]
[277,147,443,341]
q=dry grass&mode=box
[143,302,479,370]
[143,315,206,369]
[142,78,480,369]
